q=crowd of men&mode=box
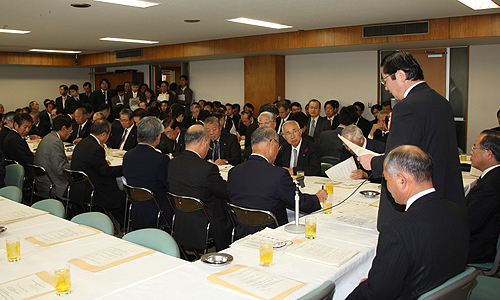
[0,51,499,299]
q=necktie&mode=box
[290,148,298,169]
[77,124,82,138]
[173,141,177,152]
[309,119,316,136]
[103,91,107,102]
[328,118,333,126]
[118,128,128,150]
[279,120,284,134]
[213,140,220,161]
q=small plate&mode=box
[360,190,380,198]
[0,226,6,234]
[201,253,233,266]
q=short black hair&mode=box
[276,101,290,111]
[53,115,72,132]
[291,102,302,109]
[244,103,254,111]
[204,101,214,109]
[59,85,68,91]
[179,75,188,81]
[325,100,339,109]
[69,84,79,92]
[162,116,179,130]
[371,104,382,114]
[131,79,141,86]
[289,112,308,129]
[98,103,110,111]
[133,108,148,120]
[171,104,185,119]
[480,130,500,162]
[83,82,91,89]
[353,101,365,111]
[382,101,392,109]
[338,106,359,126]
[381,51,424,81]
[115,85,124,92]
[14,113,33,127]
[259,103,279,116]
[99,78,111,87]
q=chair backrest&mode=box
[0,186,22,202]
[168,193,210,218]
[123,228,179,258]
[71,212,114,235]
[5,164,24,189]
[31,199,65,218]
[297,280,335,300]
[321,163,333,177]
[123,183,171,230]
[5,159,19,166]
[228,204,278,227]
[63,169,94,190]
[27,164,55,184]
[418,267,479,300]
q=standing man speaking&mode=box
[359,51,465,230]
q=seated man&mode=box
[368,109,390,143]
[27,110,51,138]
[70,119,125,224]
[275,120,321,176]
[4,113,34,177]
[205,116,241,165]
[68,107,91,144]
[347,145,469,300]
[106,108,137,151]
[123,117,173,229]
[0,112,16,150]
[466,129,500,263]
[340,125,385,180]
[156,116,186,157]
[319,105,358,159]
[33,116,72,199]
[227,127,325,239]
[167,125,232,251]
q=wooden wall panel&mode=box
[0,52,76,66]
[450,14,500,39]
[335,25,388,46]
[183,40,215,57]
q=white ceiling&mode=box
[1,0,499,55]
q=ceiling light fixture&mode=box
[227,17,292,29]
[93,0,160,8]
[457,0,499,10]
[0,28,30,34]
[100,37,159,44]
[30,49,82,54]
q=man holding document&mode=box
[347,145,469,300]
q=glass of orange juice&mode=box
[54,264,71,296]
[259,243,273,267]
[325,182,334,194]
[6,236,20,262]
[305,216,317,239]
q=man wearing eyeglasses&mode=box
[275,120,320,176]
[205,116,241,166]
[156,116,186,157]
[358,51,465,231]
[466,130,500,264]
[106,109,137,151]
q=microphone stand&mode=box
[284,182,305,233]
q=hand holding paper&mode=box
[338,134,381,157]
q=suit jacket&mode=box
[4,130,34,176]
[123,144,172,229]
[106,125,138,151]
[167,150,232,250]
[175,86,193,107]
[39,110,52,127]
[276,113,292,134]
[64,93,89,111]
[347,192,469,300]
[55,95,68,112]
[0,146,5,188]
[275,138,321,176]
[357,116,371,137]
[33,131,70,199]
[207,132,241,165]
[305,116,331,141]
[27,121,51,138]
[319,126,344,158]
[466,166,500,263]
[326,115,340,130]
[373,129,389,143]
[370,82,465,231]
[91,90,115,112]
[491,126,500,132]
[69,119,91,143]
[70,135,124,208]
[0,127,13,151]
[111,94,126,109]
[156,128,186,157]
[227,155,321,239]
[124,91,147,108]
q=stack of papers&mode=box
[285,240,359,267]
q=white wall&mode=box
[286,51,379,120]
[107,65,150,87]
[189,58,244,105]
[467,44,500,152]
[0,66,91,112]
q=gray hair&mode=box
[29,110,40,119]
[90,119,111,135]
[93,111,106,120]
[119,108,134,120]
[479,129,500,162]
[185,124,209,145]
[384,145,434,184]
[190,103,201,111]
[258,111,276,123]
[341,125,363,143]
[283,120,300,131]
[378,109,391,117]
[3,112,16,124]
[251,126,279,147]
[204,116,220,128]
[137,117,163,144]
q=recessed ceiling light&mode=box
[100,37,159,44]
[93,0,160,8]
[71,3,91,8]
[0,28,30,34]
[30,49,82,54]
[184,19,200,23]
[227,17,292,29]
[457,0,499,10]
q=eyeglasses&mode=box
[380,73,395,86]
[259,121,275,126]
[283,129,299,137]
[471,146,487,152]
[270,138,282,151]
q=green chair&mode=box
[123,228,179,258]
[470,275,500,300]
[0,186,22,202]
[5,164,24,190]
[468,236,500,276]
[31,199,65,218]
[71,212,114,235]
[297,280,335,300]
[417,267,478,300]
[321,163,333,177]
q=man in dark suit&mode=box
[275,120,321,176]
[0,112,16,151]
[70,119,125,224]
[27,110,51,138]
[66,84,89,111]
[157,117,186,156]
[319,106,359,159]
[124,80,146,109]
[241,111,258,155]
[4,113,34,178]
[347,145,469,300]
[368,109,390,144]
[353,101,372,137]
[466,130,500,263]
[123,117,172,229]
[167,124,232,251]
[83,82,93,100]
[55,84,69,112]
[68,107,91,144]
[106,109,137,151]
[227,127,325,239]
[205,116,241,165]
[275,101,292,135]
[175,75,193,107]
[305,99,331,141]
[225,103,240,133]
[359,51,465,231]
[90,78,115,113]
[324,100,340,130]
[40,100,55,127]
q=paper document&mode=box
[338,134,381,157]
[0,209,48,224]
[470,166,482,177]
[285,240,359,267]
[218,164,233,172]
[231,228,297,251]
[26,225,101,247]
[157,93,169,102]
[69,242,154,272]
[326,157,357,181]
[207,265,306,300]
[0,272,55,300]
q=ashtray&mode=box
[200,253,233,266]
[360,190,380,198]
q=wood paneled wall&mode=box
[0,52,77,66]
